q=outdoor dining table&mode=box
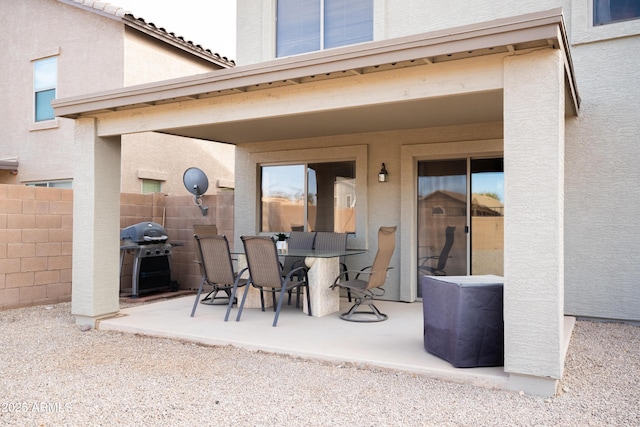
[234,248,366,317]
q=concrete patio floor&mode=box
[99,294,517,391]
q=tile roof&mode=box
[65,0,235,67]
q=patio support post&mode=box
[503,49,565,396]
[71,117,121,328]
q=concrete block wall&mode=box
[0,184,234,309]
[0,184,73,310]
[164,191,235,291]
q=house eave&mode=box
[53,8,579,120]
[121,15,236,68]
[57,0,235,68]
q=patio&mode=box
[98,294,539,392]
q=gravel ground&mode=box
[0,302,638,427]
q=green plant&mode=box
[275,233,288,241]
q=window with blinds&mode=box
[594,0,640,25]
[33,56,57,122]
[276,0,373,57]
[141,179,162,194]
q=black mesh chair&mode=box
[281,231,316,305]
[419,226,455,276]
[314,232,351,301]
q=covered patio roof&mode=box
[53,8,579,144]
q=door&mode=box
[417,158,504,294]
[470,158,504,275]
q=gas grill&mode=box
[120,222,176,298]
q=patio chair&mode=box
[314,232,351,301]
[231,235,312,327]
[329,226,396,322]
[190,234,248,318]
[193,224,218,237]
[419,226,455,276]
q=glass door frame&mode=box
[399,139,503,302]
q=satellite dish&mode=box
[183,167,209,216]
[183,167,209,196]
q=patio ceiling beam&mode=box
[91,54,505,139]
[53,8,578,120]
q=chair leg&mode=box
[190,277,206,317]
[235,283,252,322]
[305,284,312,317]
[294,287,301,308]
[225,281,241,322]
[339,296,388,322]
[272,285,288,327]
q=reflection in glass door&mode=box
[471,159,504,276]
[417,160,468,296]
[417,158,504,295]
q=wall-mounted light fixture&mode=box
[378,163,389,182]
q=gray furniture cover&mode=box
[421,275,504,368]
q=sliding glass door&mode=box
[417,158,504,294]
[470,159,504,275]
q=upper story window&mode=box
[33,56,57,122]
[276,0,373,57]
[594,0,640,25]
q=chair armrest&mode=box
[417,256,439,266]
[285,266,309,283]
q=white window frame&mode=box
[26,180,72,189]
[572,0,640,44]
[276,0,373,57]
[33,56,58,123]
[141,179,162,194]
[593,0,640,26]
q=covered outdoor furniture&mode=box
[314,232,351,301]
[329,226,396,322]
[419,226,455,276]
[229,235,312,327]
[190,234,248,317]
[421,275,504,368]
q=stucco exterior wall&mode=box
[564,12,640,321]
[0,0,235,195]
[119,132,234,196]
[236,0,573,65]
[123,29,221,86]
[0,0,124,184]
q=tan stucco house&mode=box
[53,0,640,396]
[0,0,235,195]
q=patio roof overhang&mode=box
[53,8,579,144]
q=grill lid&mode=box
[120,222,168,244]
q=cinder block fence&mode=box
[0,184,233,310]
